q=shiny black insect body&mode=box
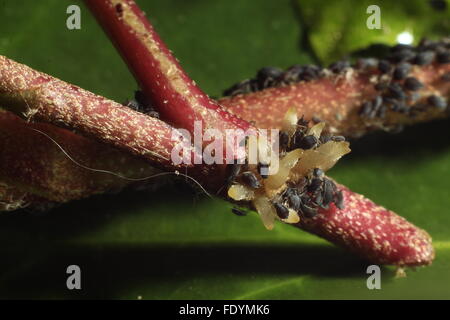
[273,202,289,219]
[241,171,261,189]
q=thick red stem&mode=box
[219,63,450,138]
[0,0,437,266]
[0,109,159,203]
[0,56,225,191]
[0,55,434,266]
[301,184,433,266]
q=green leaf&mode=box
[0,0,450,299]
[297,0,450,64]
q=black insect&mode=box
[413,51,435,65]
[126,90,160,117]
[329,60,350,73]
[308,177,323,192]
[257,66,283,88]
[393,63,411,80]
[355,58,378,69]
[321,179,335,208]
[125,99,140,110]
[296,177,309,192]
[313,190,323,207]
[241,171,261,189]
[386,83,406,100]
[404,77,423,91]
[298,65,321,81]
[312,116,322,123]
[284,187,296,197]
[377,105,388,118]
[437,51,450,64]
[319,134,332,144]
[359,101,373,117]
[372,95,383,111]
[231,208,247,216]
[300,201,318,218]
[378,60,391,73]
[418,38,440,51]
[273,202,289,219]
[388,49,415,63]
[279,131,290,152]
[283,65,303,83]
[288,193,301,211]
[297,116,309,127]
[296,135,318,150]
[427,95,447,110]
[335,190,344,210]
[226,163,242,185]
[292,130,304,148]
[134,90,151,106]
[313,168,324,178]
[330,135,346,142]
[257,66,283,80]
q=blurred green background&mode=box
[0,0,449,299]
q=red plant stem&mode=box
[219,64,450,138]
[0,109,159,203]
[0,55,434,266]
[0,0,437,266]
[0,55,225,191]
[301,184,433,266]
[80,0,434,265]
[0,56,178,167]
[84,0,250,134]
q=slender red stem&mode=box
[84,0,250,134]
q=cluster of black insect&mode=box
[223,39,449,124]
[124,90,160,118]
[223,64,327,97]
[231,166,344,219]
[273,168,344,219]
[358,39,450,122]
[223,55,371,97]
[230,119,346,218]
[279,117,346,155]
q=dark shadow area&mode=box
[290,0,321,66]
[0,178,372,299]
[0,179,199,243]
[2,119,446,300]
[0,242,370,299]
[346,118,450,162]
